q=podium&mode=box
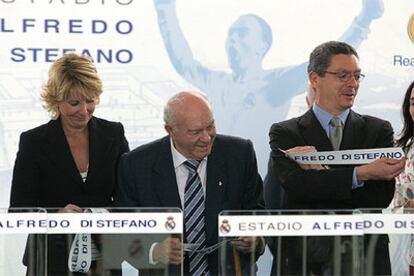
[3,207,183,276]
[218,209,406,276]
[2,207,411,275]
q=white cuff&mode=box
[149,242,159,265]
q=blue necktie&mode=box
[183,160,210,275]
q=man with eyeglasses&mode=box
[268,41,405,275]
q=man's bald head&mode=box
[164,91,216,160]
[164,91,212,128]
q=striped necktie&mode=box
[183,160,210,275]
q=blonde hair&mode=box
[40,53,103,119]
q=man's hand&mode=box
[59,204,82,213]
[285,146,327,171]
[404,199,414,209]
[231,236,258,254]
[153,237,183,265]
[356,158,405,181]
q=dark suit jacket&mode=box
[115,134,264,275]
[9,116,129,275]
[10,116,129,208]
[268,109,395,275]
[263,153,286,259]
[269,109,395,210]
[264,153,286,211]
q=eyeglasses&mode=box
[323,71,365,82]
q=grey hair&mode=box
[163,94,184,126]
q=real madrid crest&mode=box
[165,216,176,231]
[220,219,231,234]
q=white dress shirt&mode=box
[149,138,208,264]
[170,138,208,208]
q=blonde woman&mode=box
[10,53,129,275]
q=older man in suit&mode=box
[115,91,264,275]
[269,41,405,275]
